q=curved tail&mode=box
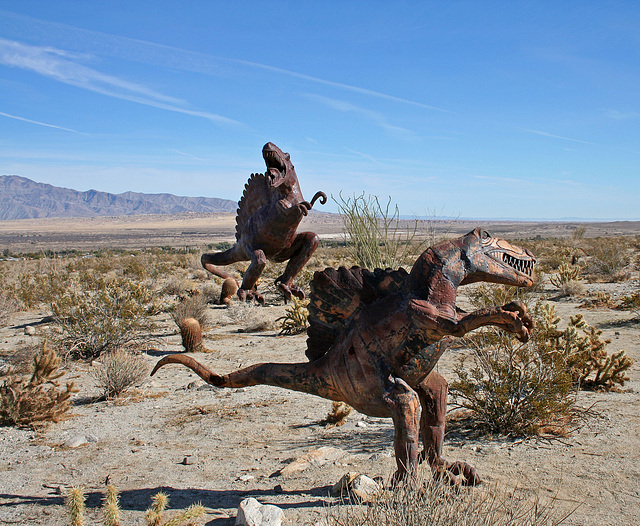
[151,354,224,385]
[309,191,327,208]
[151,354,341,400]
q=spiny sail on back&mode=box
[235,172,270,242]
[306,266,408,361]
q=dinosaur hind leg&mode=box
[273,232,319,301]
[416,372,481,486]
[201,246,245,280]
[383,376,421,486]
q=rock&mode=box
[238,474,255,482]
[235,497,284,526]
[85,434,99,443]
[330,472,381,502]
[64,435,89,448]
[351,474,382,502]
[330,471,359,497]
[277,446,346,477]
[24,326,36,336]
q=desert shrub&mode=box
[586,237,629,281]
[0,289,20,327]
[90,350,149,399]
[171,293,209,328]
[334,192,419,270]
[0,342,77,427]
[199,281,221,304]
[276,297,309,335]
[617,290,640,319]
[162,277,197,297]
[451,321,574,436]
[224,302,272,332]
[51,272,159,360]
[325,473,566,526]
[67,485,204,526]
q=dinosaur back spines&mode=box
[306,266,409,361]
[235,172,270,241]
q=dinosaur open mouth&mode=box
[264,150,284,172]
[499,252,535,277]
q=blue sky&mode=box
[1,2,639,220]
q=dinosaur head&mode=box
[457,228,536,287]
[262,142,298,194]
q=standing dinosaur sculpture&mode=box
[202,142,326,304]
[153,229,536,485]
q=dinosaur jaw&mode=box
[486,250,536,287]
[262,142,291,188]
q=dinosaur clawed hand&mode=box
[432,459,482,487]
[276,281,305,302]
[237,288,265,305]
[500,301,535,342]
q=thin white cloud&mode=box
[0,37,243,127]
[0,9,451,114]
[518,127,594,145]
[305,93,416,139]
[168,149,207,161]
[602,109,640,120]
[0,110,81,133]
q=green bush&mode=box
[334,192,419,270]
[51,272,158,360]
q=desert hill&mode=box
[0,175,237,220]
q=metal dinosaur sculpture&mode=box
[153,228,535,485]
[201,142,326,304]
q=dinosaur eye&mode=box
[481,230,492,241]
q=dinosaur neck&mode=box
[408,246,465,320]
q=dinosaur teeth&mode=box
[499,252,534,276]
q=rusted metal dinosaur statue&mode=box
[202,142,326,304]
[153,229,535,485]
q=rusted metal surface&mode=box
[155,228,536,485]
[201,142,326,303]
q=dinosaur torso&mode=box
[201,142,326,302]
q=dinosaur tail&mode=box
[151,354,341,401]
[309,191,327,208]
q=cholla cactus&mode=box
[179,318,204,352]
[0,342,77,427]
[549,262,581,287]
[277,297,309,335]
[103,484,121,526]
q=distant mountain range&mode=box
[0,175,237,220]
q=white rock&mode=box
[24,326,36,336]
[64,435,88,448]
[351,474,382,502]
[235,497,284,526]
[278,446,346,477]
[356,421,367,428]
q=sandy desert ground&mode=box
[0,215,639,525]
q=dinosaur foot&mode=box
[432,460,481,487]
[237,288,265,305]
[277,282,305,302]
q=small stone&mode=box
[355,421,367,428]
[181,455,194,465]
[64,435,88,448]
[238,474,255,482]
[85,434,99,443]
[235,497,284,526]
[24,326,36,336]
[277,447,346,477]
[330,472,359,497]
[351,474,382,502]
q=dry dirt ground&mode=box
[0,217,639,525]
